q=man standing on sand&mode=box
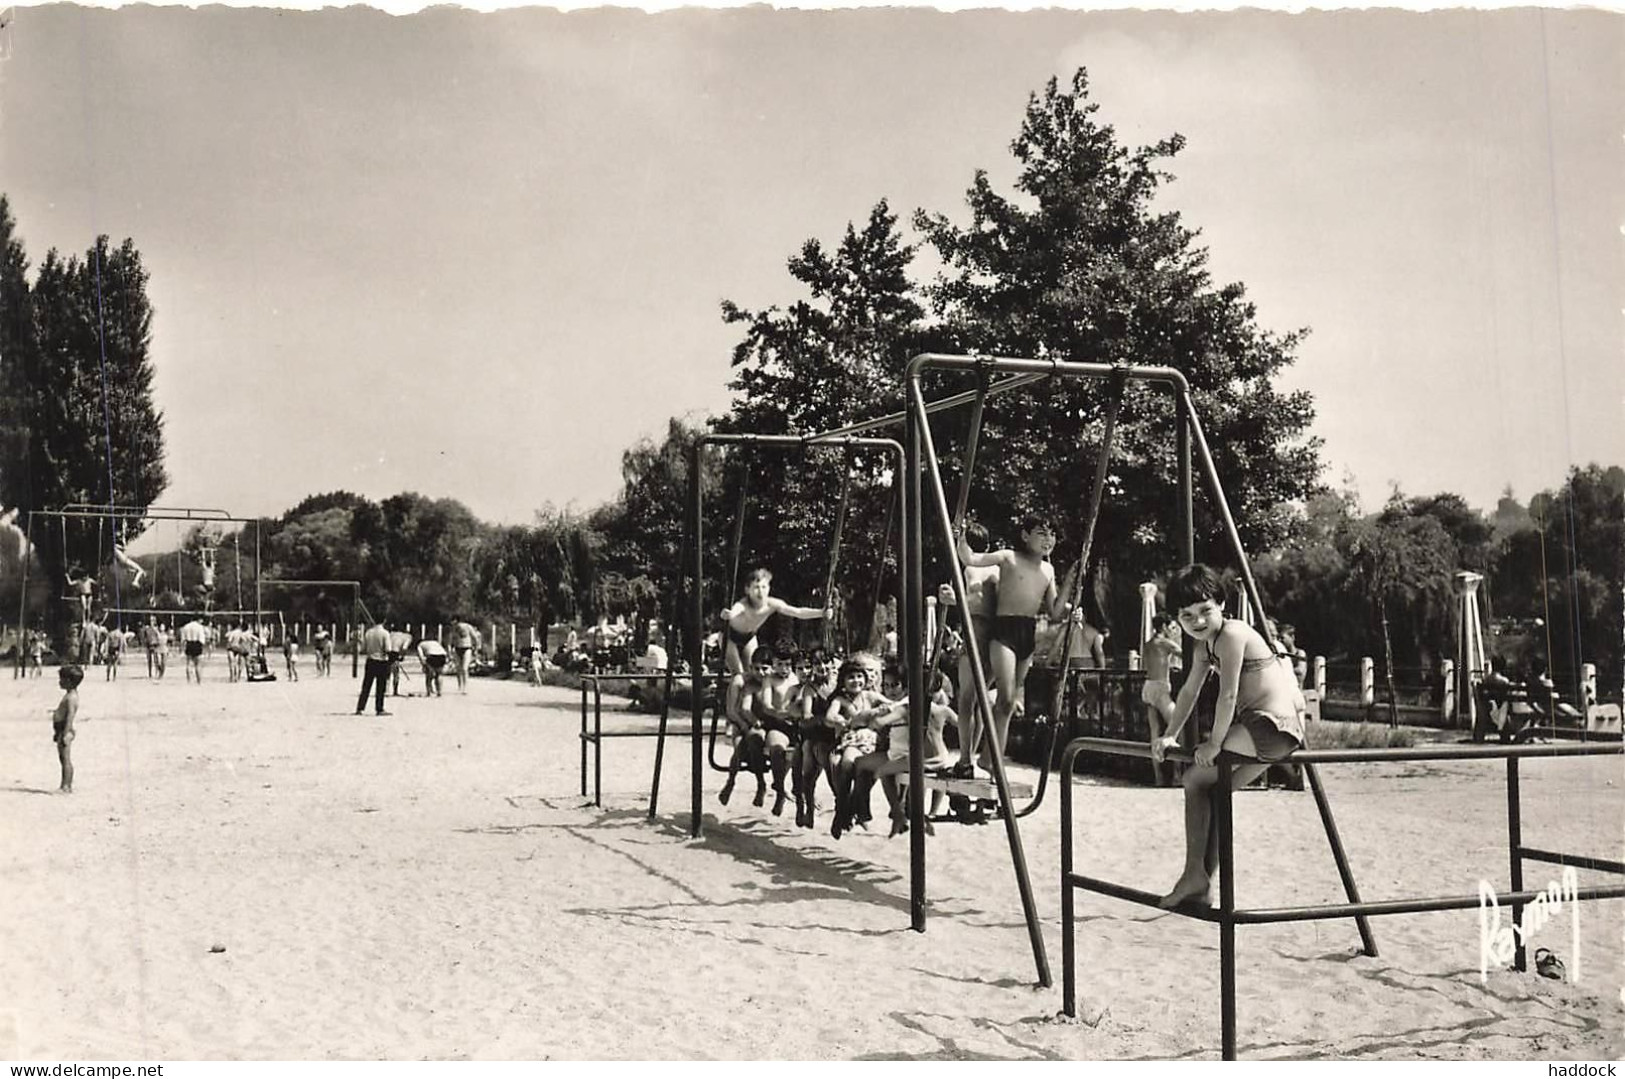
[140,617,166,679]
[179,616,209,684]
[356,618,393,717]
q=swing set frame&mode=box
[660,432,909,840]
[13,504,265,665]
[638,352,1276,991]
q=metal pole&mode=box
[1304,764,1378,956]
[690,441,706,839]
[909,378,1051,988]
[1507,757,1526,973]
[594,682,603,807]
[649,516,689,822]
[1060,741,1078,1018]
[905,403,926,931]
[1180,391,1275,637]
[1217,757,1237,1061]
[812,370,1048,442]
[15,512,33,675]
[923,374,991,677]
[650,625,678,821]
[579,681,589,798]
[1176,392,1194,564]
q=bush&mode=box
[1305,720,1424,751]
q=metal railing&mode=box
[578,671,720,812]
[1058,736,1625,1060]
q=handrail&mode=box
[1059,736,1625,1060]
[576,670,718,808]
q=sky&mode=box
[1,3,1620,549]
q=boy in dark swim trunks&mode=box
[719,568,830,738]
[955,512,1075,778]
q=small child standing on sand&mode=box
[52,664,84,793]
[1141,613,1182,786]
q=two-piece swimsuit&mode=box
[1202,620,1305,762]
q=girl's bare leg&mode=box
[1146,710,1168,787]
[1160,747,1271,907]
[981,641,1018,769]
[956,655,982,770]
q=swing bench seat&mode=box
[918,773,1035,801]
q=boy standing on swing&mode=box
[955,513,1076,777]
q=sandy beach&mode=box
[2,663,1620,1061]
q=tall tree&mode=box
[0,197,34,520]
[720,201,922,640]
[1491,465,1624,694]
[719,72,1322,641]
[0,232,168,610]
[914,69,1323,631]
[0,198,41,620]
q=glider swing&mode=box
[700,441,880,775]
[646,433,906,826]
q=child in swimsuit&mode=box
[52,664,83,793]
[954,513,1074,778]
[1152,564,1307,908]
[1140,612,1183,786]
[942,522,1000,778]
[850,668,957,836]
[719,647,775,808]
[826,659,890,838]
[719,567,830,727]
[791,649,841,829]
[753,646,803,816]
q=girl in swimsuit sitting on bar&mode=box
[1152,563,1307,908]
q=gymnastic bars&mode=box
[1058,736,1625,1060]
[577,670,723,809]
[61,503,235,521]
[15,506,267,666]
[260,578,367,677]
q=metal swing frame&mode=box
[642,352,1252,991]
[661,432,907,835]
[797,352,1206,988]
[14,504,265,668]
